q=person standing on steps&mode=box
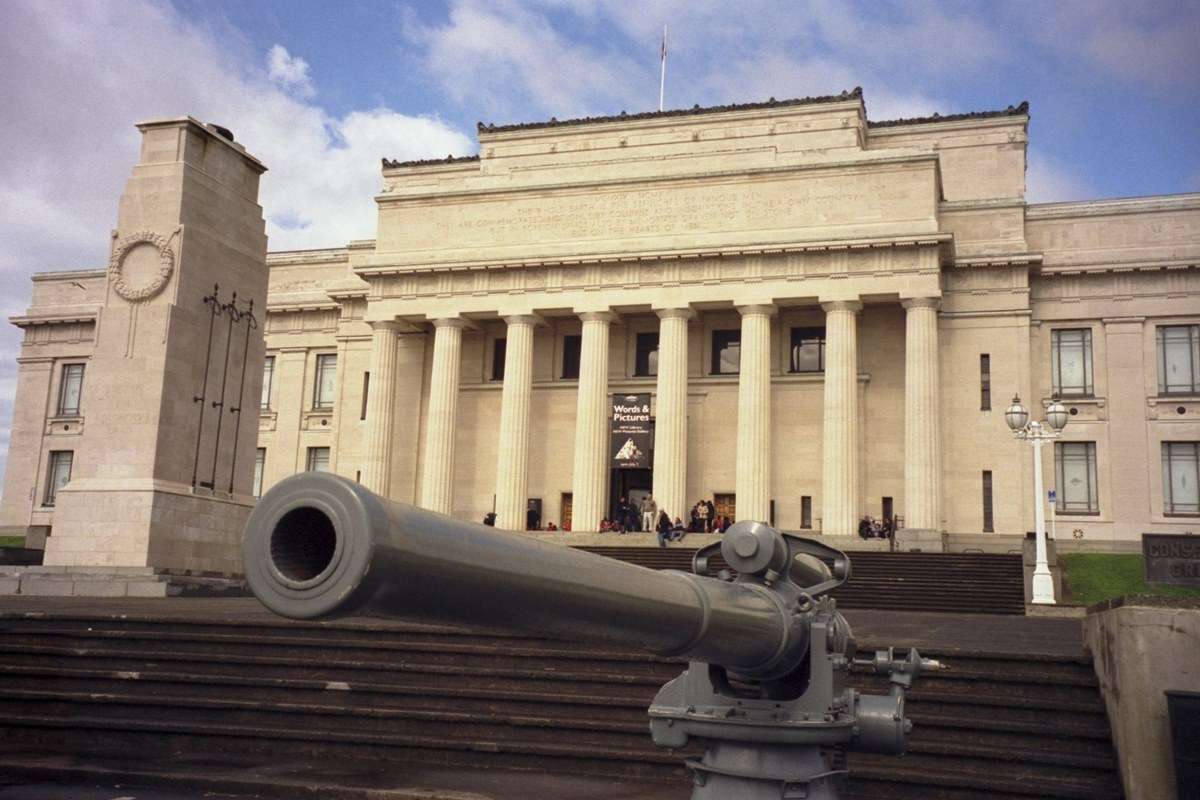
[641,494,657,533]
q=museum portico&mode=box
[2,89,1199,562]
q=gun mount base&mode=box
[686,742,842,800]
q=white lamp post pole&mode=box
[1005,395,1067,606]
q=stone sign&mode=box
[1142,533,1200,587]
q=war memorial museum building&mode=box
[2,88,1199,569]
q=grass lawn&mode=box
[1062,553,1200,607]
[0,535,25,548]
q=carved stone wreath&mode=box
[108,230,175,302]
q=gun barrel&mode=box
[242,473,804,675]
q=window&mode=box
[312,354,337,409]
[44,450,73,506]
[306,447,330,472]
[800,496,812,529]
[711,330,740,375]
[1050,329,1093,396]
[1157,325,1200,395]
[253,448,266,498]
[260,356,274,410]
[790,327,825,373]
[562,335,581,379]
[982,471,994,532]
[635,332,659,377]
[1162,442,1199,516]
[980,354,991,411]
[360,372,370,420]
[1055,442,1099,514]
[56,364,84,416]
[491,338,506,381]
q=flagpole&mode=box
[659,24,667,112]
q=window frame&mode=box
[1050,328,1094,397]
[980,354,991,411]
[491,338,506,382]
[1055,441,1099,515]
[789,327,826,374]
[43,450,74,507]
[306,446,331,473]
[982,470,994,532]
[312,353,337,410]
[1156,324,1200,396]
[253,448,266,498]
[561,334,581,380]
[711,329,741,375]
[56,363,85,417]
[634,331,659,377]
[260,355,275,410]
[1162,441,1200,516]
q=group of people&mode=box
[858,516,895,539]
[688,499,732,534]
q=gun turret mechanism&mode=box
[242,473,941,799]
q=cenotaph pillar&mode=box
[44,118,267,574]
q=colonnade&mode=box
[363,297,943,535]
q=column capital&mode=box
[654,307,696,321]
[736,303,778,318]
[901,296,941,310]
[430,316,473,330]
[577,310,618,324]
[501,313,544,327]
[369,319,407,333]
[820,300,863,314]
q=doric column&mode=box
[735,304,776,523]
[652,308,693,524]
[570,311,617,532]
[821,300,862,537]
[494,315,537,530]
[903,297,941,530]
[419,318,465,514]
[361,320,404,495]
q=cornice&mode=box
[952,253,1043,269]
[266,247,350,267]
[476,89,864,136]
[355,233,952,277]
[10,307,100,327]
[1026,192,1200,220]
[1036,258,1199,276]
[867,102,1028,130]
[31,268,106,281]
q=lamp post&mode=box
[1005,394,1069,605]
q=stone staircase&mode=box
[576,546,1029,615]
[0,601,1120,799]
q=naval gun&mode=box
[242,472,941,799]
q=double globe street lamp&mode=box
[1005,394,1070,605]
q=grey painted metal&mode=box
[242,473,940,800]
[244,472,803,676]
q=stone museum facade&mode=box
[2,89,1198,557]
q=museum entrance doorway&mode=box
[610,468,652,529]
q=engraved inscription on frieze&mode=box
[395,170,920,252]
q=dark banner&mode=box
[1143,533,1200,587]
[611,393,651,469]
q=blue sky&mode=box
[0,0,1198,483]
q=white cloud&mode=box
[267,44,315,98]
[1031,1,1200,92]
[0,0,473,485]
[1026,148,1096,204]
[403,1,956,124]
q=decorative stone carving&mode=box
[108,230,176,301]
